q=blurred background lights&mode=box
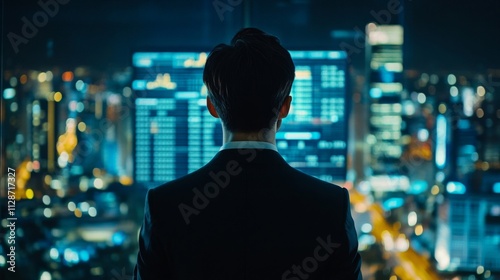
[19,74,27,84]
[481,161,490,171]
[88,207,97,217]
[462,87,475,117]
[32,160,40,171]
[40,271,52,280]
[395,234,409,252]
[358,234,376,251]
[93,178,104,189]
[417,92,426,104]
[67,201,76,211]
[476,108,485,118]
[111,231,127,246]
[420,73,429,83]
[402,100,416,115]
[62,71,74,82]
[79,177,89,192]
[9,76,17,87]
[366,22,377,31]
[58,152,69,168]
[493,182,500,194]
[436,245,450,270]
[366,134,377,145]
[383,197,404,211]
[26,188,34,199]
[16,134,24,144]
[415,224,424,236]
[79,250,90,262]
[477,86,486,96]
[409,180,428,194]
[10,102,18,112]
[50,179,62,190]
[76,80,86,91]
[49,248,59,260]
[123,86,132,97]
[74,209,83,218]
[369,87,382,98]
[3,88,16,99]
[120,203,129,215]
[438,103,447,114]
[382,230,394,251]
[431,185,440,195]
[80,202,90,212]
[471,152,479,162]
[63,248,79,264]
[417,129,429,142]
[76,102,85,112]
[408,211,417,226]
[45,71,53,81]
[69,100,78,111]
[430,74,439,84]
[450,86,458,97]
[361,223,373,233]
[53,91,63,102]
[447,74,456,85]
[44,175,51,186]
[43,208,52,218]
[38,72,47,83]
[446,181,466,194]
[78,122,87,132]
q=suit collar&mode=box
[220,141,278,152]
[210,148,288,167]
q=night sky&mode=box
[2,0,500,72]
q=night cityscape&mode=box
[1,0,500,279]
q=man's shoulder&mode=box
[149,149,347,199]
[151,167,209,195]
[284,167,347,196]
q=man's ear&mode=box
[206,97,219,118]
[276,96,292,131]
[279,96,292,118]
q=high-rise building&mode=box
[132,51,350,188]
[435,195,500,273]
[365,24,408,192]
[429,72,500,275]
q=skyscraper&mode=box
[365,24,408,192]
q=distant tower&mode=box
[435,194,500,273]
[365,24,406,192]
[435,74,500,274]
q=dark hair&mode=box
[203,28,295,132]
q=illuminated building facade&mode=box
[407,71,500,275]
[132,51,350,188]
[435,195,500,274]
[365,24,407,191]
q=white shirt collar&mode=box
[220,141,278,152]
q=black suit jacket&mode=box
[134,148,362,279]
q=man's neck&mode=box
[222,129,276,145]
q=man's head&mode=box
[203,28,295,133]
